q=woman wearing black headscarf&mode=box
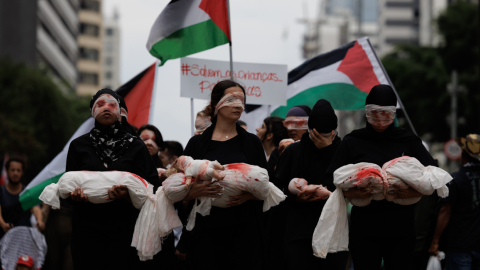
[274,99,349,269]
[177,79,267,269]
[66,89,159,270]
[138,124,165,169]
[325,85,436,270]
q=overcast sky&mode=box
[103,0,320,147]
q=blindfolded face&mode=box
[194,115,212,135]
[92,94,121,121]
[283,116,309,130]
[214,92,245,116]
[140,130,158,156]
[365,104,396,130]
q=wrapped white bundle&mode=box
[312,163,386,259]
[383,156,452,205]
[39,171,152,209]
[132,174,184,261]
[132,164,286,260]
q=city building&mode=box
[77,0,104,96]
[0,0,80,92]
[103,9,121,90]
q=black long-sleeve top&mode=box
[66,133,159,234]
[274,134,341,244]
[325,127,436,238]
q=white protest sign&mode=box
[180,57,287,106]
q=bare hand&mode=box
[36,221,45,231]
[310,129,334,150]
[343,185,375,199]
[1,222,13,233]
[387,184,423,199]
[428,242,439,256]
[296,188,324,203]
[183,180,223,201]
[227,191,256,207]
[175,249,186,261]
[107,185,129,201]
[71,187,88,202]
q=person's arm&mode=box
[428,203,452,255]
[0,206,13,233]
[31,205,45,231]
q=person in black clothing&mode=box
[66,89,159,270]
[428,134,480,269]
[326,85,436,270]
[0,157,44,239]
[177,80,267,269]
[275,99,348,269]
[255,116,289,177]
[159,141,184,169]
[138,124,165,169]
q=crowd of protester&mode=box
[1,80,479,270]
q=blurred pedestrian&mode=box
[194,111,211,135]
[237,120,248,131]
[66,89,159,270]
[275,99,347,269]
[255,116,289,177]
[326,85,436,270]
[429,134,480,269]
[0,157,44,239]
[159,141,184,169]
[15,255,34,270]
[283,105,311,141]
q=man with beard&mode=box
[0,157,44,238]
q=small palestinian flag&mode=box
[19,64,157,210]
[241,37,390,131]
[147,0,231,66]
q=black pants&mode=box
[349,236,416,270]
[284,239,350,270]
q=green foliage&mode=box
[382,1,480,142]
[0,58,91,182]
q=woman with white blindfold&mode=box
[176,80,267,269]
[65,89,159,270]
[325,85,437,270]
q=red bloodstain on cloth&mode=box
[225,163,252,175]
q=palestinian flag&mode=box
[240,37,390,131]
[19,64,157,210]
[147,0,231,66]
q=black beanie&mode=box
[90,88,121,110]
[308,99,338,133]
[366,84,397,106]
[118,95,128,113]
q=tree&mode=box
[382,1,480,142]
[0,58,91,182]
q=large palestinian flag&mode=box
[240,37,390,131]
[147,0,231,66]
[19,64,157,210]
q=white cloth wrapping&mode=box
[383,156,453,205]
[39,171,152,209]
[132,164,286,260]
[312,163,386,258]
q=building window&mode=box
[105,57,112,65]
[80,0,100,12]
[106,28,114,36]
[80,48,99,61]
[105,71,112,79]
[80,23,99,37]
[79,72,99,85]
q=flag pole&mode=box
[366,39,417,136]
[227,0,233,80]
[149,60,160,124]
[191,98,194,136]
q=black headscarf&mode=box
[348,84,418,142]
[89,89,135,168]
[308,99,338,133]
